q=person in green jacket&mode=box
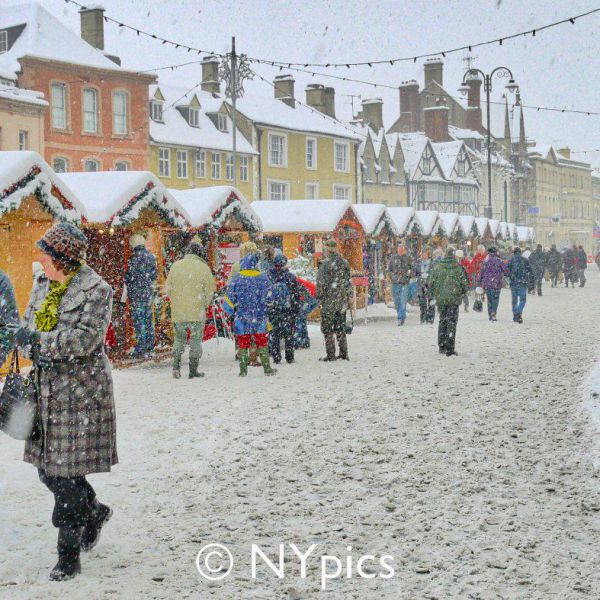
[429,247,469,357]
[166,239,216,379]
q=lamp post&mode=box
[458,67,518,219]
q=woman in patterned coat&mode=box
[13,222,117,581]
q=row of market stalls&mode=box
[0,151,535,363]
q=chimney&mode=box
[398,80,420,132]
[361,98,383,131]
[274,74,295,108]
[201,55,220,94]
[424,58,443,88]
[558,147,571,159]
[323,87,336,118]
[79,6,105,50]
[424,100,450,142]
[465,76,483,133]
[305,84,325,113]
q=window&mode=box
[195,150,206,178]
[150,100,163,122]
[268,180,290,201]
[268,133,287,167]
[305,182,319,199]
[84,159,99,172]
[159,147,170,177]
[18,130,28,151]
[51,83,67,129]
[0,30,7,54]
[189,107,199,127]
[53,157,68,173]
[211,153,221,179]
[176,150,188,179]
[115,161,129,171]
[422,147,432,175]
[240,156,249,182]
[306,137,317,169]
[334,142,349,172]
[113,91,128,135]
[226,154,234,181]
[83,88,98,133]
[333,185,351,201]
[218,114,228,132]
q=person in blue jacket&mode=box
[507,247,533,324]
[0,269,20,364]
[123,234,157,358]
[223,253,277,377]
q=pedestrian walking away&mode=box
[477,246,508,321]
[546,244,562,288]
[508,247,532,323]
[165,238,216,379]
[529,244,547,296]
[386,241,414,326]
[576,245,587,287]
[562,246,578,288]
[428,247,469,356]
[417,250,435,324]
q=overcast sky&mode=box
[31,0,600,168]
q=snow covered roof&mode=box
[0,3,141,77]
[386,207,415,236]
[399,138,428,179]
[438,212,459,237]
[448,125,484,141]
[231,95,362,141]
[506,223,517,239]
[458,215,476,236]
[515,225,532,242]
[351,203,386,235]
[169,186,262,231]
[414,210,440,236]
[0,85,47,107]
[474,217,491,238]
[251,200,351,233]
[59,171,189,228]
[0,150,82,223]
[149,85,257,155]
[432,141,463,179]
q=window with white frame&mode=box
[158,147,170,177]
[18,130,28,151]
[334,141,349,172]
[189,107,199,127]
[0,30,8,54]
[115,161,129,171]
[84,159,99,172]
[268,133,287,167]
[333,184,351,200]
[150,100,163,122]
[51,83,67,129]
[83,88,98,133]
[305,182,319,199]
[211,153,221,179]
[217,114,228,132]
[268,180,290,201]
[53,157,68,173]
[240,156,249,182]
[306,137,317,169]
[176,150,188,179]
[422,146,432,175]
[113,90,128,135]
[195,149,206,177]
[225,154,234,181]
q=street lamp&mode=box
[459,67,518,219]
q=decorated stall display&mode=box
[474,217,494,244]
[60,171,190,357]
[169,186,262,287]
[0,151,84,313]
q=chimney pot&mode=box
[274,74,296,108]
[424,58,444,89]
[361,97,383,131]
[201,55,221,94]
[424,104,451,142]
[79,5,105,51]
[558,147,571,159]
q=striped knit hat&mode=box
[37,222,88,265]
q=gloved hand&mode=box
[14,326,41,347]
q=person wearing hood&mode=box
[477,246,508,321]
[0,269,20,365]
[223,253,276,376]
[165,239,216,379]
[562,246,578,288]
[546,244,562,287]
[507,247,532,323]
[123,234,157,358]
[576,245,588,287]
[267,254,302,364]
[529,244,547,296]
[429,247,469,356]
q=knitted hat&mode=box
[273,253,288,268]
[240,241,258,258]
[37,222,88,265]
[130,234,147,248]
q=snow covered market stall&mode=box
[251,199,368,308]
[59,171,190,357]
[169,186,262,287]
[0,151,84,312]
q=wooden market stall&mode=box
[474,217,493,245]
[59,171,190,357]
[458,215,478,251]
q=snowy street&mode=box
[1,273,600,599]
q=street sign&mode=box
[527,207,540,215]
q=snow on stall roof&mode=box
[0,151,82,222]
[474,217,490,238]
[59,171,189,227]
[488,219,501,238]
[251,200,351,233]
[458,215,476,236]
[351,203,386,235]
[506,223,517,239]
[387,207,415,235]
[0,85,47,107]
[169,186,262,231]
[0,3,137,76]
[414,210,440,236]
[438,212,459,237]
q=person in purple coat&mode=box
[477,247,508,322]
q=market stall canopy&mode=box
[169,186,262,232]
[438,212,460,237]
[506,223,517,240]
[386,207,415,236]
[351,204,388,236]
[516,225,532,243]
[488,219,501,239]
[0,151,83,223]
[499,221,510,240]
[414,210,441,237]
[458,215,477,238]
[59,171,190,228]
[474,217,491,239]
[251,200,351,233]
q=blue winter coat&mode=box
[267,265,302,336]
[223,254,273,335]
[124,246,157,304]
[507,255,532,289]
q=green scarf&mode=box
[35,266,82,332]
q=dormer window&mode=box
[0,30,7,54]
[422,146,432,175]
[150,100,164,122]
[218,114,228,132]
[189,107,200,127]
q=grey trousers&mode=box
[173,321,205,366]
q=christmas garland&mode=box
[191,192,261,235]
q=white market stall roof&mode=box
[506,223,517,240]
[488,219,501,239]
[0,151,83,223]
[515,225,532,243]
[59,171,189,228]
[499,222,510,239]
[251,200,351,233]
[474,217,491,238]
[414,210,440,237]
[351,203,387,235]
[458,215,476,237]
[387,207,415,236]
[169,186,262,232]
[438,212,459,237]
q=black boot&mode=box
[189,358,204,379]
[49,527,82,581]
[81,500,113,552]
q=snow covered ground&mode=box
[1,272,600,599]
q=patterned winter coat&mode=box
[429,257,469,307]
[0,269,20,365]
[316,252,352,315]
[23,265,118,478]
[478,254,509,290]
[124,246,157,304]
[267,265,302,337]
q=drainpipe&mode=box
[257,128,263,199]
[354,143,360,204]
